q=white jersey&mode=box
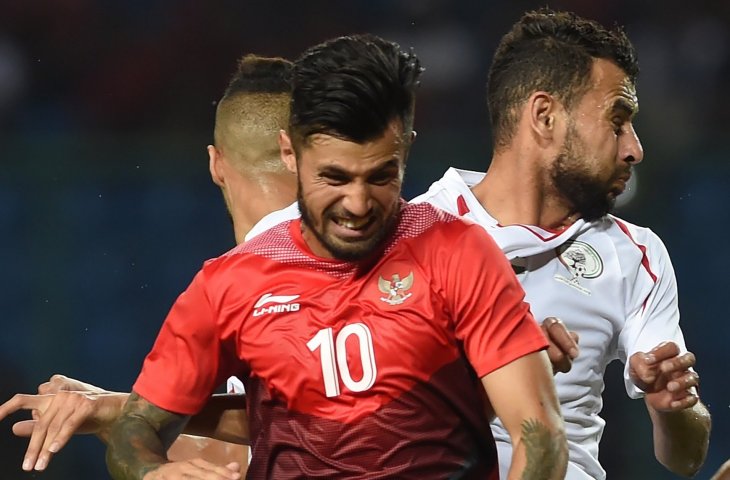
[244,202,301,242]
[411,167,687,480]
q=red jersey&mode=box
[134,202,547,479]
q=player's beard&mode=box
[550,125,617,222]
[298,181,400,262]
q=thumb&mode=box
[12,419,36,437]
[225,461,241,472]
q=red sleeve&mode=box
[133,268,233,415]
[442,223,547,378]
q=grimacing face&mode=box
[295,121,408,261]
[551,59,643,221]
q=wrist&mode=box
[95,393,130,443]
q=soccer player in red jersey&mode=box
[104,34,567,480]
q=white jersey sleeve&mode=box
[226,375,245,394]
[615,222,686,398]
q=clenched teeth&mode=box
[335,217,370,229]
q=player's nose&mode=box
[341,183,373,217]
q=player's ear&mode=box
[529,91,560,143]
[208,145,225,188]
[279,130,297,174]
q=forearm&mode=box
[92,393,130,445]
[105,392,189,479]
[647,400,711,477]
[168,435,247,466]
[483,352,568,480]
[106,413,169,479]
[507,418,567,480]
[184,394,249,444]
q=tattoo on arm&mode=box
[521,418,561,480]
[106,392,190,479]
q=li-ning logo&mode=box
[378,271,414,305]
[252,293,300,317]
[553,241,603,295]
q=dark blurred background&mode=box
[1,1,728,478]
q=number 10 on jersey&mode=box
[307,323,378,397]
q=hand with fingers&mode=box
[0,388,127,472]
[541,317,580,374]
[629,341,700,411]
[143,459,242,480]
[37,373,111,395]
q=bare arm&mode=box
[184,394,249,444]
[167,394,249,472]
[630,342,711,477]
[481,351,567,480]
[105,392,187,478]
[481,351,566,479]
[646,401,710,477]
[1,375,249,473]
[0,391,128,471]
[106,392,241,480]
[167,436,247,469]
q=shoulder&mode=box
[606,215,670,257]
[396,202,474,239]
[202,221,296,279]
[410,167,479,214]
[393,203,499,264]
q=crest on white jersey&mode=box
[378,271,414,305]
[554,241,603,295]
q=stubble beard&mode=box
[297,182,401,262]
[550,128,615,222]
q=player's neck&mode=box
[471,151,578,230]
[232,176,297,245]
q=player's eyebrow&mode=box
[611,97,638,118]
[319,159,400,177]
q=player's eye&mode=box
[321,173,350,185]
[612,118,624,135]
[369,167,399,185]
[369,172,396,185]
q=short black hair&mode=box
[289,34,423,148]
[487,9,639,149]
[222,54,292,98]
[214,54,293,174]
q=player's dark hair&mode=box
[289,34,423,149]
[487,8,639,150]
[222,54,292,98]
[213,54,293,175]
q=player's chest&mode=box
[233,262,457,407]
[514,238,629,347]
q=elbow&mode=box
[655,409,711,478]
[656,437,709,478]
[658,457,704,478]
[105,443,122,479]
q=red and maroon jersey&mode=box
[134,202,547,479]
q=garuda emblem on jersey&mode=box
[378,271,414,305]
[554,240,603,295]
